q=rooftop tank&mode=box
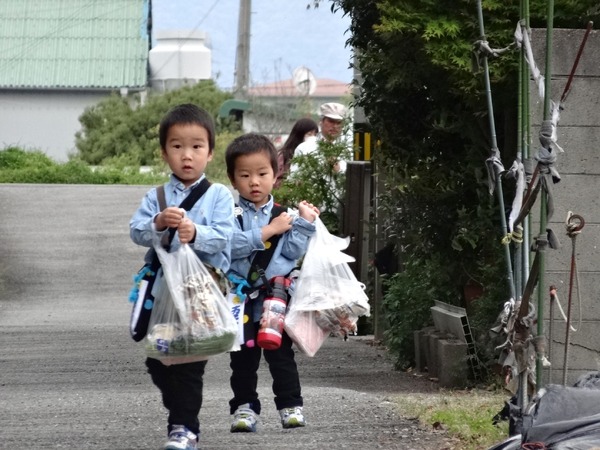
[149,30,211,92]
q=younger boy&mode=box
[130,104,234,450]
[224,133,319,433]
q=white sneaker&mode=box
[230,403,258,432]
[164,425,197,450]
[279,406,306,428]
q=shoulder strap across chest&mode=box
[158,178,212,250]
[237,203,287,283]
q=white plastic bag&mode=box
[284,308,329,357]
[285,218,370,355]
[145,241,238,364]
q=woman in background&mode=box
[274,118,319,188]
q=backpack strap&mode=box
[246,203,287,286]
[165,178,212,246]
[178,178,212,211]
[156,178,212,252]
[156,185,167,211]
[156,185,168,247]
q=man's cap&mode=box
[319,102,347,121]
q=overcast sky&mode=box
[152,0,353,90]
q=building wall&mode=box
[530,28,600,385]
[0,91,109,162]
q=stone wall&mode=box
[530,28,600,385]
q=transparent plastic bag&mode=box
[284,308,329,357]
[285,218,370,353]
[145,241,238,364]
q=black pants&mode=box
[229,327,302,415]
[146,357,207,436]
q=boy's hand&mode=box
[155,207,187,231]
[177,218,196,244]
[298,201,319,223]
[262,212,292,242]
[270,212,293,234]
[154,207,196,244]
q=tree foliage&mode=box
[274,135,352,234]
[331,0,600,370]
[75,80,236,167]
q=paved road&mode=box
[0,184,449,450]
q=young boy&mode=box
[224,133,319,433]
[130,104,234,450]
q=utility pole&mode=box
[234,0,251,95]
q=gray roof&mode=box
[0,0,150,90]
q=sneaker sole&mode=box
[282,420,306,429]
[230,424,257,433]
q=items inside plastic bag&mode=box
[285,218,370,355]
[285,308,329,357]
[145,241,238,364]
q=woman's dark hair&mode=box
[158,103,215,151]
[278,117,319,173]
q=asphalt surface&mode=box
[0,184,450,450]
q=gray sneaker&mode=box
[279,406,306,428]
[230,403,258,432]
[165,425,197,450]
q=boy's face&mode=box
[162,124,213,187]
[230,150,275,207]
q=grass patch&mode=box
[393,389,510,450]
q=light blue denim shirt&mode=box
[229,195,316,321]
[230,195,316,282]
[130,174,235,273]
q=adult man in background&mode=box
[294,102,348,173]
[288,102,350,233]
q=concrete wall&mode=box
[530,28,600,385]
[0,91,110,162]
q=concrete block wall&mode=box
[413,327,471,389]
[529,28,600,385]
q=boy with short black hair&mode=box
[130,103,234,450]
[224,132,319,433]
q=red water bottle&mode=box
[257,276,290,350]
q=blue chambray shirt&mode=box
[129,174,235,273]
[229,195,316,321]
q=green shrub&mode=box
[1,134,234,187]
[273,136,352,235]
[75,80,236,166]
[382,255,456,370]
[0,147,163,185]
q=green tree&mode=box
[274,134,351,234]
[330,0,600,370]
[75,80,236,167]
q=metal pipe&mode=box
[476,0,516,301]
[548,285,556,384]
[562,214,585,385]
[562,238,576,386]
[522,0,531,280]
[535,0,554,389]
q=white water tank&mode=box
[149,30,211,91]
